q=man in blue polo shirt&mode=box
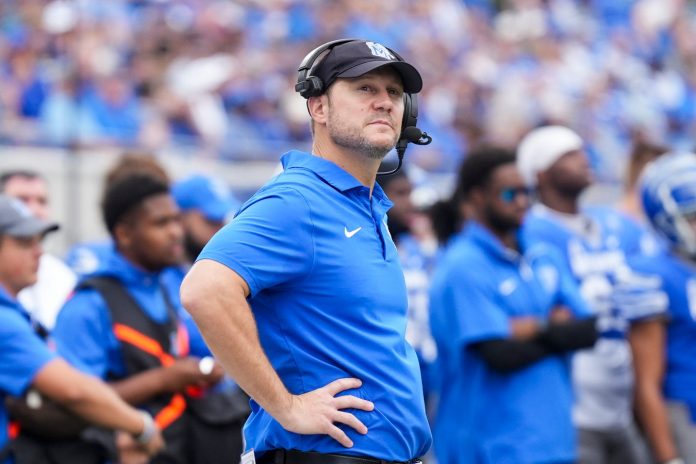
[429,148,599,464]
[181,39,432,464]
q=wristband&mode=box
[661,458,685,464]
[134,411,156,445]
[198,356,215,376]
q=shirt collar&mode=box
[91,244,162,287]
[281,150,366,193]
[463,220,521,263]
[0,284,29,319]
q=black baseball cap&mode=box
[313,40,423,94]
[0,195,59,237]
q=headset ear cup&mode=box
[401,93,418,135]
[300,76,324,98]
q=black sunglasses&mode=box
[499,186,532,203]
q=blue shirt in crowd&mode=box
[429,221,589,464]
[0,287,55,454]
[197,150,432,461]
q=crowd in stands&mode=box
[1,0,696,179]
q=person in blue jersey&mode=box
[52,174,241,464]
[429,147,607,464]
[180,39,432,464]
[517,125,651,464]
[625,153,696,464]
[0,195,164,463]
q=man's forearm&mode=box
[111,369,169,405]
[33,359,146,436]
[181,261,292,421]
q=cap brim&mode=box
[5,218,59,238]
[338,60,423,93]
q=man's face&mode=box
[480,164,530,233]
[544,149,593,196]
[181,210,224,261]
[3,176,49,220]
[324,67,405,160]
[119,194,184,271]
[0,234,43,296]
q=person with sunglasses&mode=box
[429,147,602,464]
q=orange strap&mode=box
[113,323,175,366]
[8,421,19,439]
[154,393,187,429]
[113,322,192,427]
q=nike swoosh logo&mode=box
[344,226,362,238]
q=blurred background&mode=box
[0,0,694,252]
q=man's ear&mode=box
[114,222,132,250]
[307,94,329,125]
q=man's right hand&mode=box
[160,357,223,392]
[275,378,374,448]
[116,428,165,464]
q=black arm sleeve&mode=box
[535,317,598,352]
[470,339,555,373]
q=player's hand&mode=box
[549,306,573,324]
[276,378,374,448]
[139,427,165,456]
[510,316,541,340]
[160,357,223,392]
[116,428,164,464]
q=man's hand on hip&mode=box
[276,378,374,448]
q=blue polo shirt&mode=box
[0,287,56,453]
[429,221,589,464]
[197,150,431,461]
[52,246,209,379]
[627,251,696,418]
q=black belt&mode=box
[258,449,423,464]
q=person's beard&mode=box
[485,204,521,236]
[327,104,398,160]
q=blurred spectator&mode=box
[627,152,696,464]
[65,151,170,277]
[377,163,439,412]
[1,0,696,180]
[0,169,76,331]
[0,194,164,463]
[518,126,651,463]
[52,173,234,463]
[429,147,597,463]
[171,174,239,265]
[617,138,669,221]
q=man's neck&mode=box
[311,138,381,193]
[0,281,19,299]
[538,190,580,215]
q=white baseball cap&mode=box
[516,125,584,186]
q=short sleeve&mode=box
[0,311,55,396]
[52,289,118,378]
[197,188,315,297]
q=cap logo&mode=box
[366,42,395,60]
[9,198,33,218]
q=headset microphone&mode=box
[378,127,432,176]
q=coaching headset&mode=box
[295,38,431,175]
